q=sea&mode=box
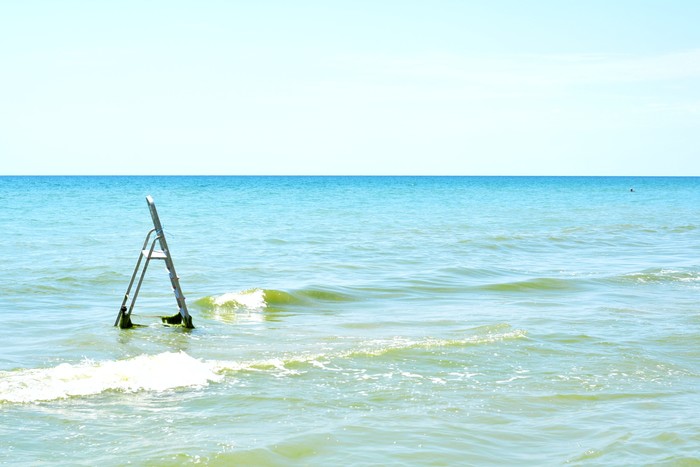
[0,176,698,465]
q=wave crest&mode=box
[616,268,700,285]
[195,287,358,313]
[479,277,582,293]
[0,352,222,404]
[1,325,526,404]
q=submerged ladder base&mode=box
[117,308,193,329]
[116,306,133,329]
[162,313,194,329]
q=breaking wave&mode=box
[0,352,222,404]
[197,288,268,311]
[194,287,358,315]
[191,266,700,317]
[0,326,526,404]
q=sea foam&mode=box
[213,289,267,310]
[0,328,527,403]
[0,352,222,403]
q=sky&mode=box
[1,0,699,175]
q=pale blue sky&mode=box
[1,1,699,175]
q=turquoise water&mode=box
[1,176,699,465]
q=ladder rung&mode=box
[142,249,167,260]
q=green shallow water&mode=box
[0,176,699,465]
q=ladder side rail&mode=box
[163,252,190,319]
[145,196,191,323]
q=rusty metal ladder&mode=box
[115,196,194,329]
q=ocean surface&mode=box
[0,176,698,465]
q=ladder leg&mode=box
[126,256,151,317]
[115,254,145,327]
[115,229,156,327]
[161,267,194,328]
[116,237,157,328]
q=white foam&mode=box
[1,329,527,403]
[213,289,267,310]
[0,352,223,403]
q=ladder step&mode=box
[142,249,168,260]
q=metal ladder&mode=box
[115,196,194,329]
